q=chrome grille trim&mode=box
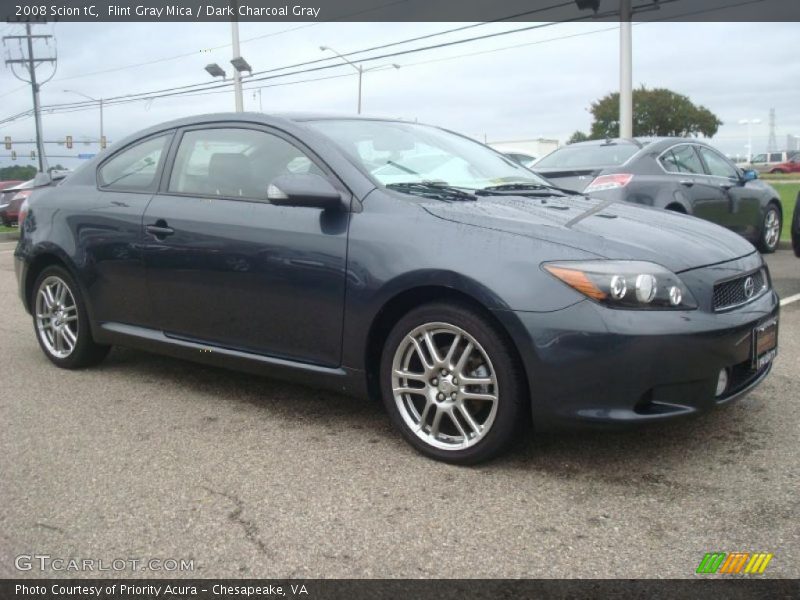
[712,268,768,311]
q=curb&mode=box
[778,241,791,251]
[0,232,19,242]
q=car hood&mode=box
[422,195,756,272]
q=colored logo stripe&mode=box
[696,552,773,574]
[697,553,726,574]
[744,553,773,574]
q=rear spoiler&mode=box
[32,170,71,187]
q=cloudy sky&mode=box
[1,17,799,170]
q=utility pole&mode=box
[231,0,243,112]
[3,23,56,173]
[619,0,633,139]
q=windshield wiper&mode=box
[477,183,587,198]
[386,181,476,202]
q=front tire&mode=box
[380,302,527,464]
[32,266,110,369]
[757,204,781,253]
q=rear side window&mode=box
[534,144,638,168]
[98,134,169,191]
[698,147,738,179]
[768,152,783,162]
[167,128,323,200]
[660,145,704,174]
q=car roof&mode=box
[562,137,711,150]
[105,112,424,153]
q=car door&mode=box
[696,145,761,237]
[87,131,174,327]
[659,144,730,225]
[141,125,350,367]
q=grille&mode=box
[712,269,767,311]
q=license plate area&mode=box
[752,318,778,370]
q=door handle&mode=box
[146,221,174,238]
[679,180,694,187]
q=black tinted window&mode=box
[98,135,169,190]
[168,128,322,199]
[535,144,638,168]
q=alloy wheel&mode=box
[35,275,79,359]
[391,322,499,451]
[764,208,781,250]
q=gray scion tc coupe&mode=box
[14,114,779,463]
[533,138,784,253]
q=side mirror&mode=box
[267,173,343,209]
[742,169,759,182]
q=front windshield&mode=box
[535,144,639,168]
[305,119,549,190]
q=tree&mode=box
[0,165,37,181]
[588,87,722,139]
[567,130,590,144]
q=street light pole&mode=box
[738,118,762,163]
[321,45,363,114]
[321,46,400,114]
[357,64,363,115]
[619,0,633,139]
[231,18,243,112]
[64,89,103,144]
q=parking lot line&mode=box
[780,293,800,307]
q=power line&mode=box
[24,0,582,112]
[50,0,416,83]
[6,0,736,130]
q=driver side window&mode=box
[168,128,323,200]
[698,147,738,179]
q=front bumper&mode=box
[494,286,779,430]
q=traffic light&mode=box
[11,150,17,160]
[66,135,73,149]
[3,136,10,150]
[30,151,36,160]
[100,135,107,149]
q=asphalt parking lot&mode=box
[0,241,798,579]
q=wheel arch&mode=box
[665,201,688,214]
[363,285,529,403]
[22,249,84,315]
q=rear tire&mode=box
[32,265,110,369]
[757,204,781,254]
[379,302,527,464]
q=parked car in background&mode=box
[503,152,537,168]
[746,150,800,173]
[0,179,34,226]
[0,180,23,192]
[533,138,784,253]
[764,155,800,174]
[14,113,779,463]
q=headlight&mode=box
[543,260,697,310]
